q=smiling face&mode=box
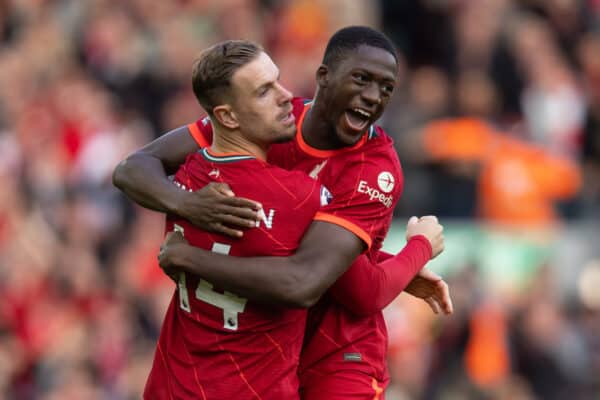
[320,45,398,146]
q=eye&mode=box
[382,84,394,94]
[257,86,270,97]
[352,73,368,84]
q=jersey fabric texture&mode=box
[144,148,322,400]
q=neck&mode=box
[301,92,344,150]
[211,128,267,160]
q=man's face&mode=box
[229,52,295,146]
[323,45,398,146]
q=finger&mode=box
[164,231,175,241]
[218,196,262,211]
[165,233,182,246]
[437,281,453,314]
[165,231,183,241]
[419,267,442,281]
[424,297,440,314]
[408,216,419,225]
[212,182,235,197]
[217,213,257,229]
[211,222,244,238]
[419,215,438,223]
[217,205,260,221]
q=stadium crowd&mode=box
[0,0,598,399]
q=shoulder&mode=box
[266,165,320,193]
[343,125,401,173]
[364,125,396,155]
[188,116,213,147]
[172,151,209,188]
[333,125,403,197]
[247,164,323,211]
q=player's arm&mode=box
[112,125,260,237]
[328,216,451,316]
[329,236,431,316]
[159,221,365,308]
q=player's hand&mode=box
[406,215,444,259]
[158,231,189,280]
[176,182,262,238]
[405,268,453,315]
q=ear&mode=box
[212,104,239,130]
[316,64,329,88]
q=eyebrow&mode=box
[352,68,396,84]
[254,79,274,94]
[253,70,280,94]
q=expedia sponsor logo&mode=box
[357,180,393,208]
[377,171,395,193]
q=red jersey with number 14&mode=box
[144,148,324,400]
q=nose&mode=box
[361,82,382,106]
[276,82,293,104]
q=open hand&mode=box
[177,182,262,238]
[405,267,453,315]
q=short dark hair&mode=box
[322,26,398,69]
[192,40,263,115]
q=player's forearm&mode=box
[113,125,199,214]
[330,236,432,316]
[377,250,394,262]
[166,223,361,308]
[113,153,183,214]
[168,244,330,308]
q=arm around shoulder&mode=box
[160,221,365,308]
[112,125,200,214]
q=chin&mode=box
[273,133,295,144]
[336,128,364,147]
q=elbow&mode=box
[113,152,143,191]
[290,289,321,308]
[285,290,321,308]
[112,159,128,190]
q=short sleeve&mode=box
[187,117,214,148]
[314,144,403,251]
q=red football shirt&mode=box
[144,148,323,400]
[187,97,404,390]
[268,100,403,389]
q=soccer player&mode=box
[143,40,329,400]
[114,27,450,399]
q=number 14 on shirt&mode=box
[173,224,248,330]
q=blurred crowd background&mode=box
[0,0,599,399]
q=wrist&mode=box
[169,189,189,218]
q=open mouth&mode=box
[344,108,372,132]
